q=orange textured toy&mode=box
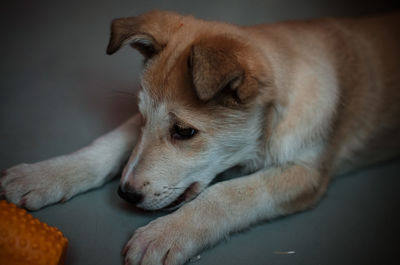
[0,200,68,265]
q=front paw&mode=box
[123,213,201,265]
[0,162,73,210]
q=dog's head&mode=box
[107,11,274,210]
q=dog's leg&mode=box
[0,114,142,210]
[123,164,328,265]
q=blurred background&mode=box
[0,1,399,265]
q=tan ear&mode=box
[189,36,259,103]
[106,11,182,57]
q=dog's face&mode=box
[107,11,272,210]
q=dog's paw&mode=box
[0,160,76,210]
[123,212,202,265]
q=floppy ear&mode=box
[106,11,182,58]
[189,36,259,104]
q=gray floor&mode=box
[1,1,399,265]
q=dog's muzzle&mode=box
[118,185,144,204]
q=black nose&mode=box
[118,185,143,204]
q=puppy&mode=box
[1,11,400,265]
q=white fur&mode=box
[0,115,141,210]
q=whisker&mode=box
[107,90,138,98]
[163,186,187,190]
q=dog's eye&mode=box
[171,124,198,140]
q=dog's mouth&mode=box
[163,182,201,210]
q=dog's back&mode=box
[247,13,400,174]
[328,13,400,173]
